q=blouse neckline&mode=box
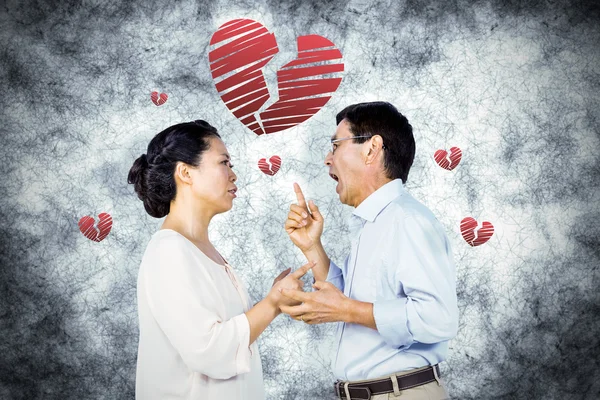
[153,228,229,268]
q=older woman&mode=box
[128,120,312,399]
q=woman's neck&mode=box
[161,200,214,244]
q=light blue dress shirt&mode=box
[326,179,459,381]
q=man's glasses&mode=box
[330,135,387,154]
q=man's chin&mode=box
[335,183,347,204]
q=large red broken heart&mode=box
[258,156,281,176]
[209,19,343,135]
[460,217,494,247]
[78,213,113,242]
[434,147,462,170]
[151,91,168,106]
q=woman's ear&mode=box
[174,162,193,185]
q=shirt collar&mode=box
[352,179,406,223]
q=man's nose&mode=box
[324,151,332,166]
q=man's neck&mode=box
[352,176,394,208]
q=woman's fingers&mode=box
[290,261,315,279]
[272,267,291,285]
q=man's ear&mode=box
[365,135,385,165]
[174,162,193,185]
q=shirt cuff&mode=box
[233,313,252,375]
[373,297,413,349]
[326,260,344,292]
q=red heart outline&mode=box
[460,217,494,246]
[151,91,168,106]
[78,213,113,242]
[258,156,282,176]
[434,147,462,170]
[209,19,343,135]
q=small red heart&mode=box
[78,213,113,242]
[209,19,343,135]
[434,147,462,170]
[151,91,168,106]
[460,217,494,247]
[258,156,281,176]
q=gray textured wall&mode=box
[1,0,599,399]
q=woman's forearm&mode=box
[245,298,280,345]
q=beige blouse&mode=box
[135,229,264,399]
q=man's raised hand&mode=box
[284,183,324,252]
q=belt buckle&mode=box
[353,386,371,400]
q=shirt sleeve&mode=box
[372,212,459,349]
[143,237,252,379]
[326,258,345,292]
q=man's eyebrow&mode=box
[221,153,230,159]
[330,135,337,142]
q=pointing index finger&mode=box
[290,261,315,279]
[293,182,307,209]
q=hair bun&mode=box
[128,120,221,218]
[127,154,150,201]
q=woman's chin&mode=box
[223,199,234,212]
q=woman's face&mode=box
[188,137,238,214]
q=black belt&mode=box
[334,365,441,400]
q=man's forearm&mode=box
[346,299,377,330]
[302,242,330,282]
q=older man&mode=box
[280,102,458,400]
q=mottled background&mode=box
[1,0,599,399]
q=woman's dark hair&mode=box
[127,120,221,218]
[336,101,415,184]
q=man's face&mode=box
[324,119,366,207]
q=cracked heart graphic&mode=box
[258,156,281,176]
[78,213,113,242]
[460,217,494,246]
[209,19,343,135]
[434,147,462,170]
[151,91,168,106]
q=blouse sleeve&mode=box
[142,236,252,379]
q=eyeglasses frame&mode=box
[330,135,387,154]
